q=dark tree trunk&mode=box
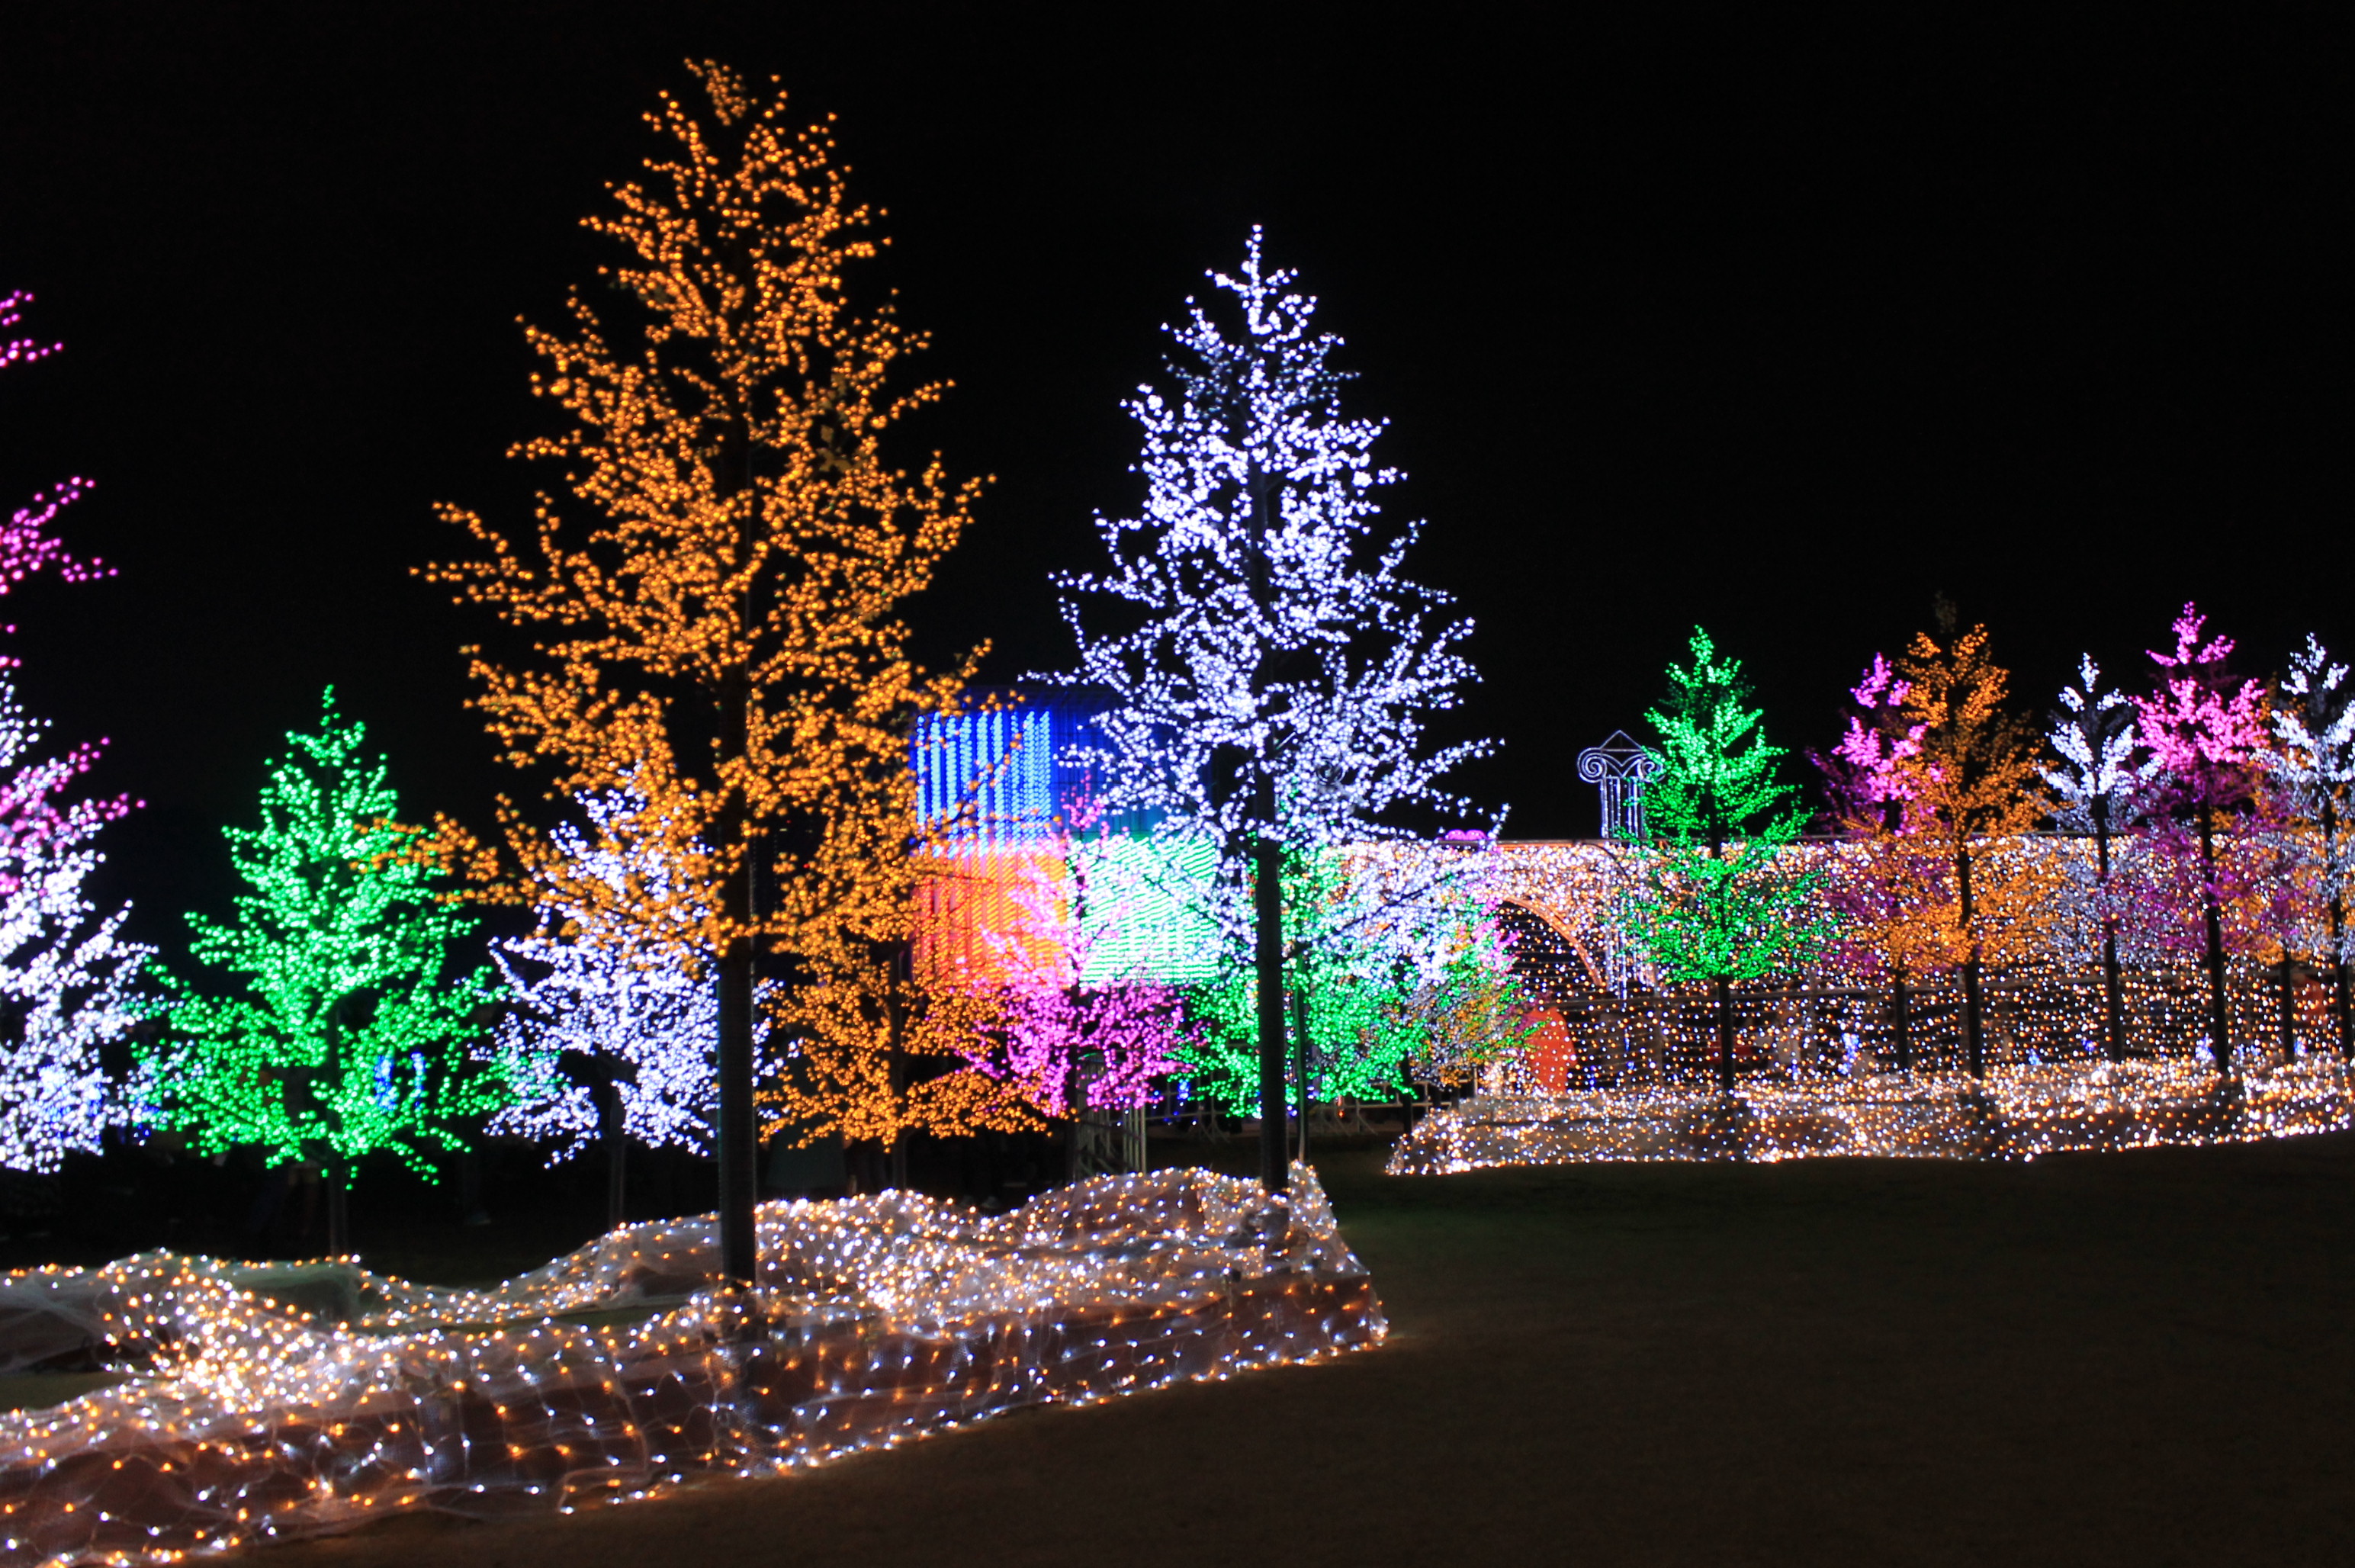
[715,668,759,1286]
[602,1082,628,1233]
[2277,953,2299,1063]
[1957,847,1984,1079]
[457,1147,487,1227]
[325,1160,349,1257]
[1255,802,1288,1193]
[1714,976,1736,1094]
[2335,897,2353,1062]
[2095,807,2125,1062]
[2198,801,2232,1075]
[888,942,909,1190]
[2324,797,2353,1059]
[1891,972,1913,1074]
[1291,976,1311,1166]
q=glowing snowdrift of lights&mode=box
[1390,1056,2353,1174]
[0,1165,1383,1563]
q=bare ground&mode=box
[226,1132,2355,1565]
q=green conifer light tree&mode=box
[1620,628,1828,1092]
[143,690,508,1252]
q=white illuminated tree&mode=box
[2043,655,2151,1061]
[0,672,149,1172]
[1051,230,1492,1186]
[487,789,715,1167]
[2272,634,2355,1056]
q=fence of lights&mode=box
[0,1166,1383,1564]
[1391,1056,2351,1174]
[1378,836,2355,1173]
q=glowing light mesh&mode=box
[0,1165,1382,1562]
[1391,1056,2352,1173]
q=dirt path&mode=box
[261,1135,2355,1566]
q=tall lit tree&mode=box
[1890,604,2049,1078]
[1621,628,1826,1092]
[141,690,509,1252]
[1814,653,1946,1072]
[0,672,148,1173]
[2044,656,2151,1062]
[2132,604,2271,1074]
[427,64,1017,1277]
[2270,634,2354,1056]
[1,288,144,1174]
[487,788,717,1227]
[1051,230,1491,1190]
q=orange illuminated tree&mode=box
[1891,602,2051,1077]
[426,63,1027,1280]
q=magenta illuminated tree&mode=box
[0,289,145,1174]
[1811,654,1940,1071]
[2133,605,2273,1072]
[2,292,108,596]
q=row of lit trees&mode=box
[1616,603,2355,1088]
[2,66,1500,1257]
[26,59,2334,1261]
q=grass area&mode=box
[223,1129,2355,1567]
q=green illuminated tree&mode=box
[1620,628,1828,1091]
[142,690,509,1252]
[1181,847,1520,1117]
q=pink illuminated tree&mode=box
[0,290,143,1172]
[1812,654,1941,1071]
[2,292,109,599]
[2132,604,2276,1071]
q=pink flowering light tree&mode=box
[1811,654,1941,1071]
[2132,604,2282,1072]
[2,292,108,602]
[0,291,144,1172]
[959,808,1193,1120]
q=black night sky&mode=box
[0,5,2336,946]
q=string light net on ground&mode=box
[0,1165,1383,1564]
